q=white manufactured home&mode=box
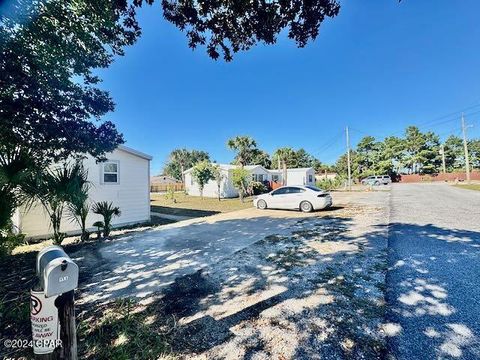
[269,168,316,187]
[183,164,315,198]
[15,145,152,238]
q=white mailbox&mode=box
[36,245,79,297]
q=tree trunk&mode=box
[181,165,185,192]
[282,161,287,186]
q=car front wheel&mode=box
[257,199,267,210]
[300,201,313,213]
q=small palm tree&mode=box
[92,201,121,238]
[92,221,104,239]
[0,146,36,231]
[23,161,89,245]
[67,183,91,241]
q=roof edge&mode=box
[117,145,152,161]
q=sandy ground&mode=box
[71,191,387,303]
[169,191,390,359]
[68,190,391,358]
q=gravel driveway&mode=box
[74,191,388,304]
[386,183,480,359]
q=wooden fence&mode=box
[150,183,184,192]
[398,171,480,183]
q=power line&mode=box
[316,129,344,154]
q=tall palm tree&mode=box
[273,147,295,185]
[227,136,257,167]
[23,161,88,244]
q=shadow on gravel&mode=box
[1,213,390,359]
[385,223,480,359]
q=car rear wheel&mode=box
[300,201,313,213]
[374,181,380,186]
[257,199,267,210]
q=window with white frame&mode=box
[102,161,119,184]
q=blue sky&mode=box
[97,0,480,175]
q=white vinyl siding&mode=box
[20,148,151,238]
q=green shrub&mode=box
[249,181,268,195]
[316,177,344,191]
[164,185,176,203]
[0,231,26,257]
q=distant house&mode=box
[183,164,315,198]
[14,145,152,238]
[150,174,183,192]
[151,175,182,185]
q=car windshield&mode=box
[305,185,322,192]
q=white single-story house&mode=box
[269,168,316,187]
[183,164,315,198]
[14,145,152,238]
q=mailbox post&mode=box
[32,246,79,360]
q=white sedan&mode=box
[253,185,332,212]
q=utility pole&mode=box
[346,126,352,191]
[461,113,471,184]
[440,144,446,174]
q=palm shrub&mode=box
[92,221,104,239]
[68,183,91,241]
[92,201,121,237]
[23,161,88,245]
[0,147,35,231]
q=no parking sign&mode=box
[30,290,60,354]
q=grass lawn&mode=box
[454,184,480,191]
[151,192,253,217]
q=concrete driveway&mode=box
[386,183,480,359]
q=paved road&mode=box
[387,183,480,359]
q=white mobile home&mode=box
[269,168,316,187]
[17,145,152,238]
[183,164,268,198]
[184,164,315,198]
